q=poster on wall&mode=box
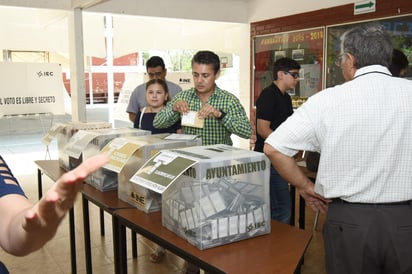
[326,15,412,87]
[253,27,325,107]
[0,62,65,117]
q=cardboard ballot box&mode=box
[42,121,112,170]
[131,144,271,250]
[65,127,150,191]
[101,134,201,212]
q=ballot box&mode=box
[102,134,201,211]
[65,127,150,191]
[130,144,271,249]
[42,121,112,170]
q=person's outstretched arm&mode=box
[0,154,108,256]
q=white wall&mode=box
[89,0,249,23]
[0,7,69,54]
[248,0,355,22]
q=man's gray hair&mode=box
[341,23,393,69]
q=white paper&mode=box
[218,217,228,238]
[181,111,197,125]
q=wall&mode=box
[248,0,412,143]
[248,0,354,22]
[89,0,249,23]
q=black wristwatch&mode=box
[217,109,226,120]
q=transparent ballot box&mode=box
[42,121,112,170]
[131,144,271,250]
[65,127,150,191]
[101,134,201,212]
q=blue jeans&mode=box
[269,166,291,224]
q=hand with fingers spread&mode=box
[0,154,108,256]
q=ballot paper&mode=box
[181,111,204,128]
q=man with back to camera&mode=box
[264,23,412,274]
[254,57,301,224]
[126,56,182,122]
[153,50,252,146]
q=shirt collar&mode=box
[354,65,391,78]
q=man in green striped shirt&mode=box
[153,50,252,146]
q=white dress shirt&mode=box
[266,65,412,203]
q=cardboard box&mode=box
[131,144,271,250]
[101,134,201,212]
[65,127,150,191]
[42,121,112,170]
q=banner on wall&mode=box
[253,27,324,106]
[0,62,65,117]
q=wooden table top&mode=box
[115,208,312,274]
[35,159,312,274]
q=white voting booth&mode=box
[0,62,66,158]
[0,62,65,117]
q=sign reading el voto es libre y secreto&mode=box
[0,62,65,117]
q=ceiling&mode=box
[0,0,251,23]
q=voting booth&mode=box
[0,62,65,117]
[131,144,271,250]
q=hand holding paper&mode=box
[181,111,204,128]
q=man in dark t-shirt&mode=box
[254,57,301,223]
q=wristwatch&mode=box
[216,109,226,120]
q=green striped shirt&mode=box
[153,86,252,145]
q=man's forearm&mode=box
[263,144,310,189]
[153,107,179,128]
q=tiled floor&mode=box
[0,110,327,274]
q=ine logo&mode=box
[179,78,191,84]
[37,71,54,78]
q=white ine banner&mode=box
[0,62,65,117]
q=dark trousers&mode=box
[323,200,412,274]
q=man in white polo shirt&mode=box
[264,23,412,274]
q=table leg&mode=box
[37,168,43,199]
[113,215,127,274]
[69,208,77,274]
[82,194,92,274]
[131,231,137,258]
[290,185,296,226]
[290,186,306,229]
[100,209,105,236]
[298,196,306,230]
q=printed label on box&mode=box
[131,151,198,193]
[101,137,147,172]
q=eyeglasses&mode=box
[283,71,300,79]
[334,53,346,67]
